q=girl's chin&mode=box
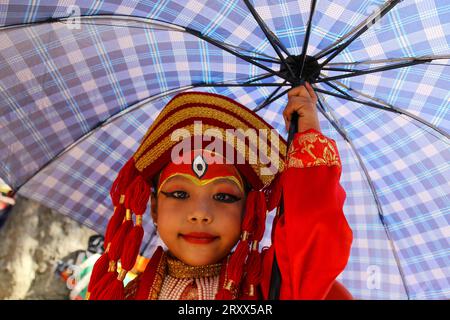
[176,250,224,267]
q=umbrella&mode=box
[0,0,449,300]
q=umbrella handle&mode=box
[268,112,298,299]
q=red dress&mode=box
[260,128,353,299]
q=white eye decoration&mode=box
[192,154,208,178]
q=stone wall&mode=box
[0,195,95,299]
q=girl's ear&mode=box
[150,192,158,223]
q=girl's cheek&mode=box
[215,203,244,221]
[162,199,196,218]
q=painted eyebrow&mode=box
[211,179,244,194]
[163,175,190,184]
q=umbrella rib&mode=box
[57,21,181,32]
[243,73,276,84]
[194,82,289,88]
[242,0,292,58]
[319,79,353,98]
[331,80,450,141]
[217,42,282,62]
[315,84,449,140]
[315,94,411,299]
[313,2,400,61]
[317,0,403,66]
[238,55,281,64]
[12,85,194,193]
[0,14,188,32]
[243,0,296,80]
[316,59,431,83]
[206,73,275,86]
[326,55,450,66]
[321,66,358,72]
[184,27,288,81]
[219,42,281,63]
[299,0,317,80]
[253,82,289,112]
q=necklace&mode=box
[157,254,223,300]
[124,247,230,300]
[166,253,223,279]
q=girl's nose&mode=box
[188,208,213,224]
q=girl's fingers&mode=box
[287,86,301,97]
[285,83,316,130]
[297,85,309,98]
[305,82,317,101]
[288,83,315,101]
[283,105,294,130]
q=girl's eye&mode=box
[161,190,189,199]
[213,193,241,203]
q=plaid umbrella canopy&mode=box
[0,0,449,300]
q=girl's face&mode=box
[151,175,246,266]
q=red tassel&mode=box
[121,222,144,271]
[227,240,249,285]
[228,191,259,281]
[241,191,258,231]
[97,277,125,300]
[240,250,262,300]
[215,287,235,300]
[108,216,133,261]
[240,191,266,300]
[89,270,117,300]
[253,191,266,241]
[104,205,126,246]
[216,256,237,300]
[110,158,139,206]
[125,175,151,216]
[218,191,260,299]
[86,252,109,296]
[264,173,282,212]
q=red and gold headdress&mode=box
[87,91,287,300]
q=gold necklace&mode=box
[166,253,223,279]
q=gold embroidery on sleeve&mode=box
[287,131,341,168]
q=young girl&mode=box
[86,82,353,300]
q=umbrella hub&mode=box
[280,55,320,84]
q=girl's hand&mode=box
[283,82,321,133]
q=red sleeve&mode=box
[260,128,353,300]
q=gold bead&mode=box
[118,269,127,281]
[125,209,132,220]
[108,260,116,272]
[225,279,235,291]
[249,284,255,297]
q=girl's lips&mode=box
[180,232,219,244]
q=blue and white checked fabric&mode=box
[0,0,449,300]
